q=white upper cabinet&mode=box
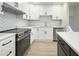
[52,5,63,20]
[0,3,3,14]
[18,2,29,13]
[39,6,45,15]
[29,4,39,20]
[18,2,30,19]
[39,5,53,16]
[16,3,63,20]
[18,3,24,11]
[2,2,25,15]
[39,5,63,20]
[17,3,40,20]
[7,2,16,7]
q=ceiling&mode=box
[28,2,64,5]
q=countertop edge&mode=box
[57,32,79,55]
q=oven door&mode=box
[16,34,30,56]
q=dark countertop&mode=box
[0,28,31,33]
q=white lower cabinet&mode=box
[0,46,15,56]
[0,36,15,56]
[31,28,38,43]
[35,27,53,42]
[31,27,53,42]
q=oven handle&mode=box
[17,33,30,41]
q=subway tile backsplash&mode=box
[0,12,16,31]
[0,12,28,31]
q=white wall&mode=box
[69,4,79,31]
[69,5,76,17]
[62,3,69,30]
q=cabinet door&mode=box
[22,3,30,19]
[7,2,15,7]
[18,2,30,19]
[58,44,66,56]
[29,4,39,20]
[38,28,53,42]
[0,36,15,56]
[39,6,45,15]
[39,6,53,16]
[0,2,3,14]
[45,28,53,40]
[70,48,78,56]
[0,46,15,56]
[38,28,46,41]
[31,28,38,42]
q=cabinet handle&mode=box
[61,43,64,46]
[2,40,12,46]
[29,16,30,18]
[44,31,47,34]
[37,28,39,31]
[6,51,12,56]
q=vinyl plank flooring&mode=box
[24,41,57,56]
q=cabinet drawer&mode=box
[60,41,70,55]
[58,44,66,56]
[0,36,15,50]
[0,36,15,56]
[0,46,15,56]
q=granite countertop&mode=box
[57,32,79,55]
[0,33,16,41]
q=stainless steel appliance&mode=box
[16,29,31,56]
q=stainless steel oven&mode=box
[16,30,31,56]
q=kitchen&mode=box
[0,2,79,56]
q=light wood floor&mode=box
[24,41,57,56]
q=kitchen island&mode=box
[57,32,79,56]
